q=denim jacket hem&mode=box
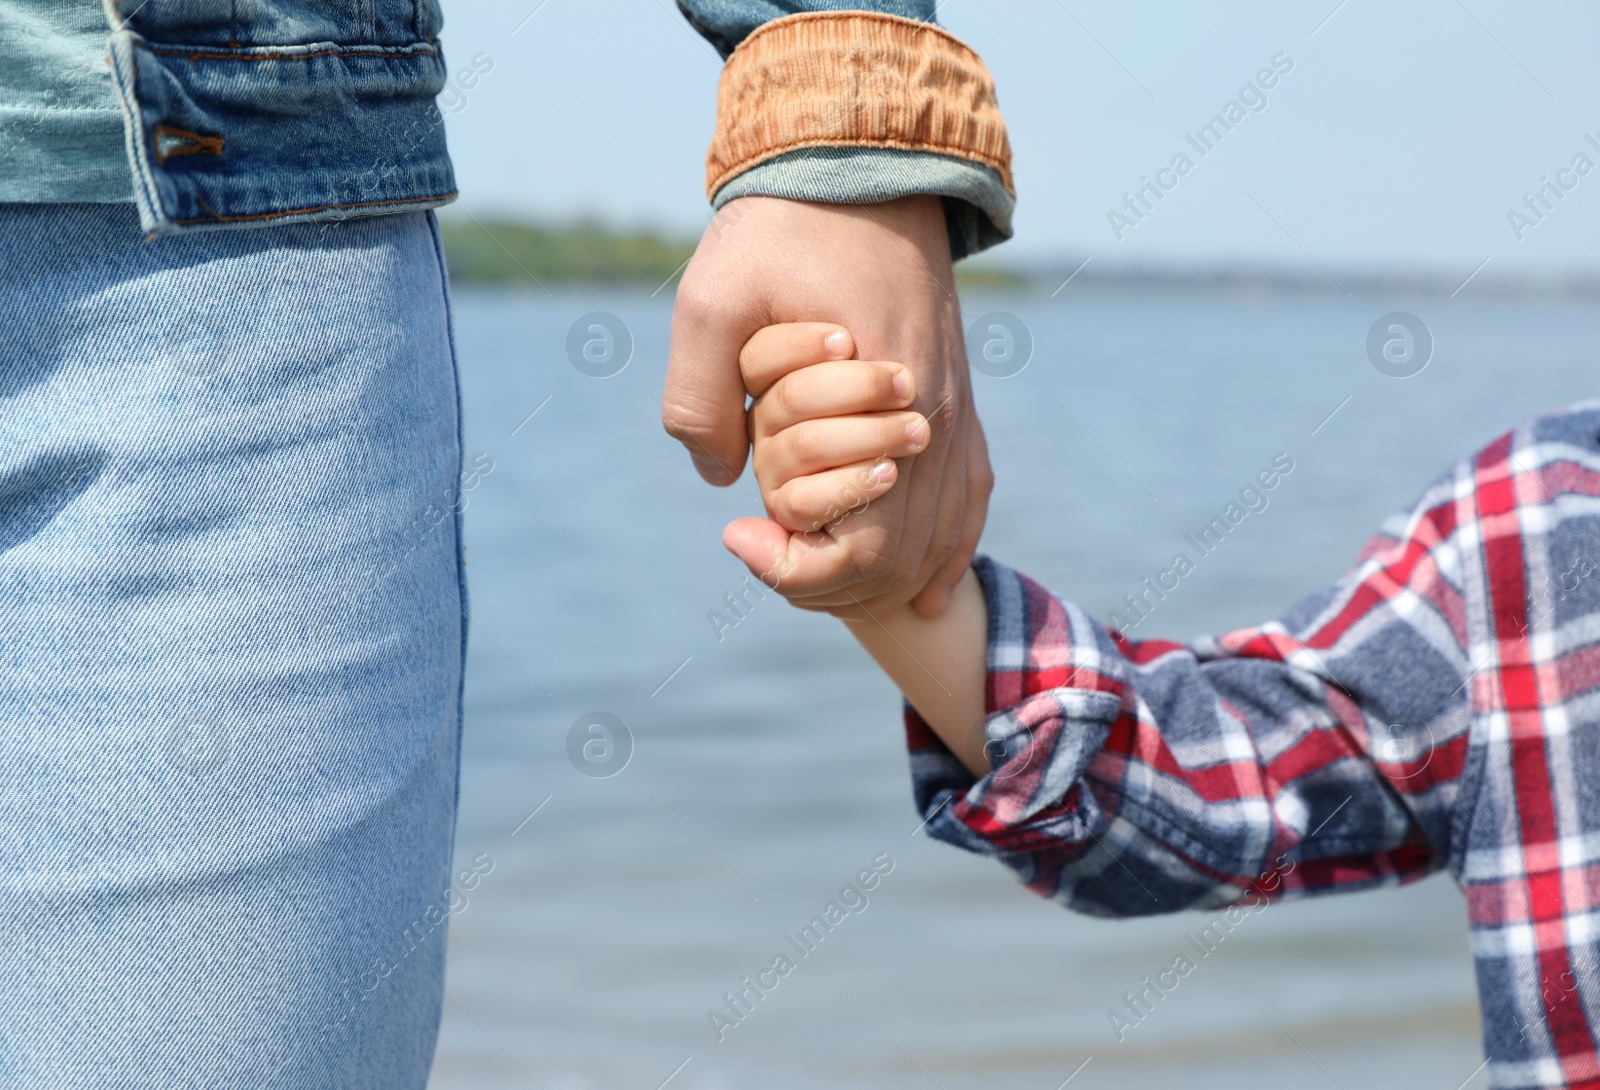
[104,22,456,236]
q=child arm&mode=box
[728,327,1600,1076]
[727,322,1473,917]
[838,568,989,778]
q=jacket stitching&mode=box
[169,190,458,226]
[140,43,440,62]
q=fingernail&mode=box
[891,367,912,400]
[825,329,849,357]
[870,458,895,484]
[906,418,929,446]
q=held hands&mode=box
[664,195,992,619]
[725,320,991,774]
[722,323,930,610]
[662,196,993,764]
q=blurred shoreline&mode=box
[438,214,1600,301]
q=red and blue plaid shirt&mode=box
[908,404,1600,1088]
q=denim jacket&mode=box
[92,0,1011,251]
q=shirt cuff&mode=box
[704,11,1015,259]
[711,146,1014,259]
[907,556,1129,858]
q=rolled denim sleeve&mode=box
[676,1,1015,258]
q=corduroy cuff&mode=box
[704,11,1014,204]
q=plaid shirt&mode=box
[909,403,1600,1088]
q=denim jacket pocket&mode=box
[106,30,456,235]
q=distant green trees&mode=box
[436,216,1023,288]
[436,218,697,286]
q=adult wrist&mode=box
[712,147,1013,259]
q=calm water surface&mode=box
[429,286,1599,1090]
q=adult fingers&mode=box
[697,194,968,608]
[804,400,966,619]
[663,236,763,486]
[911,408,993,618]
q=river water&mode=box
[428,285,1599,1089]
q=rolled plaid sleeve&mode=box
[911,536,1467,916]
[910,404,1600,1085]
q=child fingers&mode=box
[738,323,854,397]
[754,411,929,486]
[752,360,916,437]
[764,458,898,533]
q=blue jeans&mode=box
[0,204,466,1088]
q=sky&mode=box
[436,0,1600,273]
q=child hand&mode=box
[743,323,929,534]
[722,323,930,610]
[726,322,989,769]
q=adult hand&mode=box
[663,194,991,619]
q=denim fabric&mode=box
[0,203,467,1088]
[0,1,129,201]
[104,0,456,236]
[714,146,1015,259]
[6,0,1011,250]
[676,0,937,58]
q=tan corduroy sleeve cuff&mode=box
[704,11,1014,202]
